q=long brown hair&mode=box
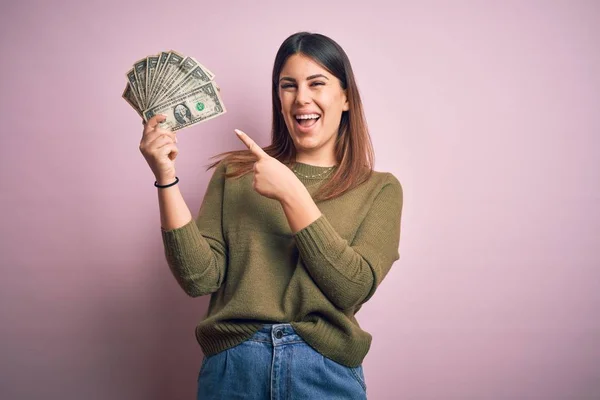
[207,32,375,201]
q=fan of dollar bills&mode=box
[122,51,226,131]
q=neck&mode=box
[295,153,337,167]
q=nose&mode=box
[294,84,311,105]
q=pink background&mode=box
[1,0,599,399]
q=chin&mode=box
[293,136,321,149]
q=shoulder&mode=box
[202,159,229,187]
[369,169,402,193]
[364,170,403,210]
[208,159,230,177]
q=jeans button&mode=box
[275,330,283,339]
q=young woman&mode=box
[139,32,403,399]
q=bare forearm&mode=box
[157,182,193,231]
[280,183,322,233]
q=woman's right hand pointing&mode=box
[139,114,179,185]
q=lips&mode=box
[295,116,320,132]
[294,112,321,132]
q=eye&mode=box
[311,81,325,87]
[280,83,296,89]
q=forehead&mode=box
[279,54,331,78]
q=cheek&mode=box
[317,91,341,110]
[278,92,286,113]
[279,92,293,112]
[317,95,342,121]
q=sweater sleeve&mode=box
[293,173,403,311]
[160,161,228,297]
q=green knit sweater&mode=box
[160,161,403,367]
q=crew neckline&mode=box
[286,161,339,180]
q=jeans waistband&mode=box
[249,323,303,344]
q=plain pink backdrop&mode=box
[1,0,599,399]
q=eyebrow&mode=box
[279,74,329,83]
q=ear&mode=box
[342,89,350,111]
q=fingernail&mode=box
[234,129,242,135]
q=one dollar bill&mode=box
[143,81,226,131]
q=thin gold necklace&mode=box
[291,165,336,179]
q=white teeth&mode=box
[295,113,320,120]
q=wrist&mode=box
[155,176,179,188]
[280,180,309,208]
[279,181,322,233]
[155,173,176,184]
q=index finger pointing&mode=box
[235,129,268,159]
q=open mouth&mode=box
[295,113,321,128]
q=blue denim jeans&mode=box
[197,323,368,399]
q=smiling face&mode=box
[278,54,349,165]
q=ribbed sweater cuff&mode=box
[293,215,345,259]
[161,219,204,261]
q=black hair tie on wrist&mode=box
[154,177,179,188]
